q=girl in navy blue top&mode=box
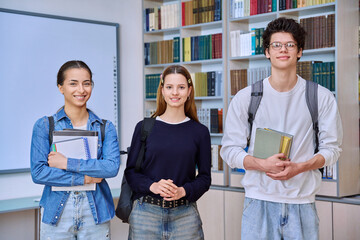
[30,60,120,240]
[125,65,211,240]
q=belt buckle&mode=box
[162,200,175,208]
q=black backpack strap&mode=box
[48,116,54,144]
[247,80,264,146]
[305,80,319,154]
[100,119,107,145]
[135,117,156,172]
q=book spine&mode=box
[82,137,91,159]
[182,2,186,26]
[330,61,335,91]
[207,72,212,96]
[272,0,277,11]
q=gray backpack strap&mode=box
[247,80,264,146]
[100,119,107,145]
[48,116,54,144]
[305,80,319,153]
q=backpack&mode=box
[115,117,156,223]
[247,79,322,172]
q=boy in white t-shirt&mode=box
[221,17,343,240]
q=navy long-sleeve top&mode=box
[125,118,212,202]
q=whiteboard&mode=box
[0,9,119,173]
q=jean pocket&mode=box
[309,202,320,223]
[189,202,201,217]
[128,199,139,223]
[243,197,255,214]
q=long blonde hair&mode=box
[151,65,199,122]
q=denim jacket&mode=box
[30,108,120,225]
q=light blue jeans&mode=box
[40,191,110,240]
[128,198,204,240]
[241,197,319,240]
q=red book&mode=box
[258,0,262,14]
[267,0,272,12]
[286,0,292,9]
[212,34,216,59]
[219,33,222,58]
[250,0,257,15]
[214,34,218,59]
[218,108,223,133]
[216,33,222,59]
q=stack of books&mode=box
[253,128,293,160]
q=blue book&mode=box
[191,37,195,61]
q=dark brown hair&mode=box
[262,17,306,60]
[57,60,93,86]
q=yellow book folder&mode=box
[253,128,293,160]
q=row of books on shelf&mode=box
[229,61,334,95]
[322,164,336,180]
[144,108,223,134]
[144,37,180,65]
[232,168,246,173]
[230,0,276,18]
[279,0,335,11]
[300,14,335,50]
[230,66,271,95]
[145,71,223,99]
[183,33,222,61]
[211,144,224,171]
[198,108,223,134]
[182,0,222,26]
[296,61,335,91]
[144,3,179,31]
[145,74,161,99]
[230,28,264,57]
[192,71,222,97]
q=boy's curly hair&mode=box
[262,17,306,58]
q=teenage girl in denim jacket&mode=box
[30,60,120,239]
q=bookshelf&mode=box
[142,0,359,197]
[142,0,228,186]
[226,0,359,198]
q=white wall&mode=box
[0,0,144,200]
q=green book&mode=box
[253,128,293,159]
[330,61,335,91]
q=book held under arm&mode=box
[253,128,293,160]
[51,130,98,191]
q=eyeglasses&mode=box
[269,42,297,51]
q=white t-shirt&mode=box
[220,76,343,203]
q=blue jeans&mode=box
[128,198,204,240]
[40,191,110,240]
[241,197,319,240]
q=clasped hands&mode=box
[263,153,301,180]
[150,179,186,201]
[48,151,102,184]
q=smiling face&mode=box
[161,73,192,110]
[265,32,302,71]
[58,68,92,109]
